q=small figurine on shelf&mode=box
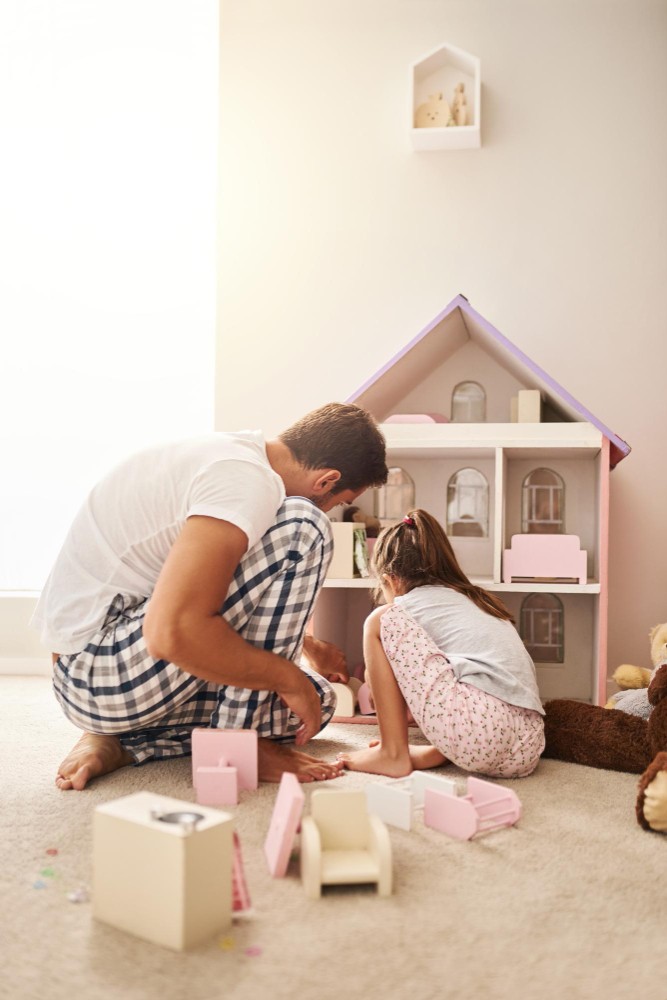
[452,82,468,126]
[414,92,454,128]
[342,505,381,538]
[343,505,381,574]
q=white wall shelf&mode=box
[410,43,481,151]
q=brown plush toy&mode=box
[543,627,667,834]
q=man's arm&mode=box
[143,515,322,743]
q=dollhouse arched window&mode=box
[520,593,564,663]
[373,467,415,523]
[521,468,564,534]
[451,381,486,423]
[446,468,489,537]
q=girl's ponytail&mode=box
[372,508,513,623]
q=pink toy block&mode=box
[195,765,238,807]
[192,729,258,807]
[357,682,375,715]
[423,776,522,840]
[264,772,305,878]
[502,533,587,584]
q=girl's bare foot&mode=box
[408,744,449,770]
[258,739,344,783]
[363,739,449,772]
[338,743,412,778]
[56,733,134,790]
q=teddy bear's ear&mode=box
[649,624,662,643]
[649,623,667,664]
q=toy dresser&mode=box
[93,791,233,950]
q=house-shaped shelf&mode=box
[313,295,630,705]
[410,43,481,150]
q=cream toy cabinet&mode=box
[93,791,233,950]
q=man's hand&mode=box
[302,635,349,684]
[278,668,323,745]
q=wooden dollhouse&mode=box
[311,295,630,706]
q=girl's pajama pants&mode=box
[380,604,545,778]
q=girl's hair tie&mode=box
[402,515,416,526]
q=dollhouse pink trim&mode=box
[597,438,611,705]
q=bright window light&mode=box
[0,1,218,590]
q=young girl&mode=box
[339,509,545,779]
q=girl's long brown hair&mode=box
[372,508,513,622]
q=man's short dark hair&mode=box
[279,402,388,493]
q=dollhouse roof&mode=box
[347,294,630,469]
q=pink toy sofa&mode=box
[502,534,587,584]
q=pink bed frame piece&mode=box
[384,413,449,423]
[192,729,259,807]
[423,777,522,841]
[357,682,375,715]
[502,534,587,584]
[264,772,305,878]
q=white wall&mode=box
[217,0,667,674]
[0,1,217,669]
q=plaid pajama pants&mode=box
[52,498,336,764]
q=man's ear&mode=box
[310,469,342,496]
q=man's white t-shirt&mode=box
[32,431,286,654]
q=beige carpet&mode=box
[3,676,665,1000]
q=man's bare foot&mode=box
[258,739,344,783]
[56,733,134,791]
[338,743,412,778]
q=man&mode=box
[32,402,387,789]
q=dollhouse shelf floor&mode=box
[323,577,601,594]
[381,422,604,458]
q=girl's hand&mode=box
[302,635,349,683]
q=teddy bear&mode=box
[605,623,667,720]
[542,623,667,834]
[414,92,454,129]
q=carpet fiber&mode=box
[3,676,665,1000]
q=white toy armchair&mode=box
[300,790,392,899]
